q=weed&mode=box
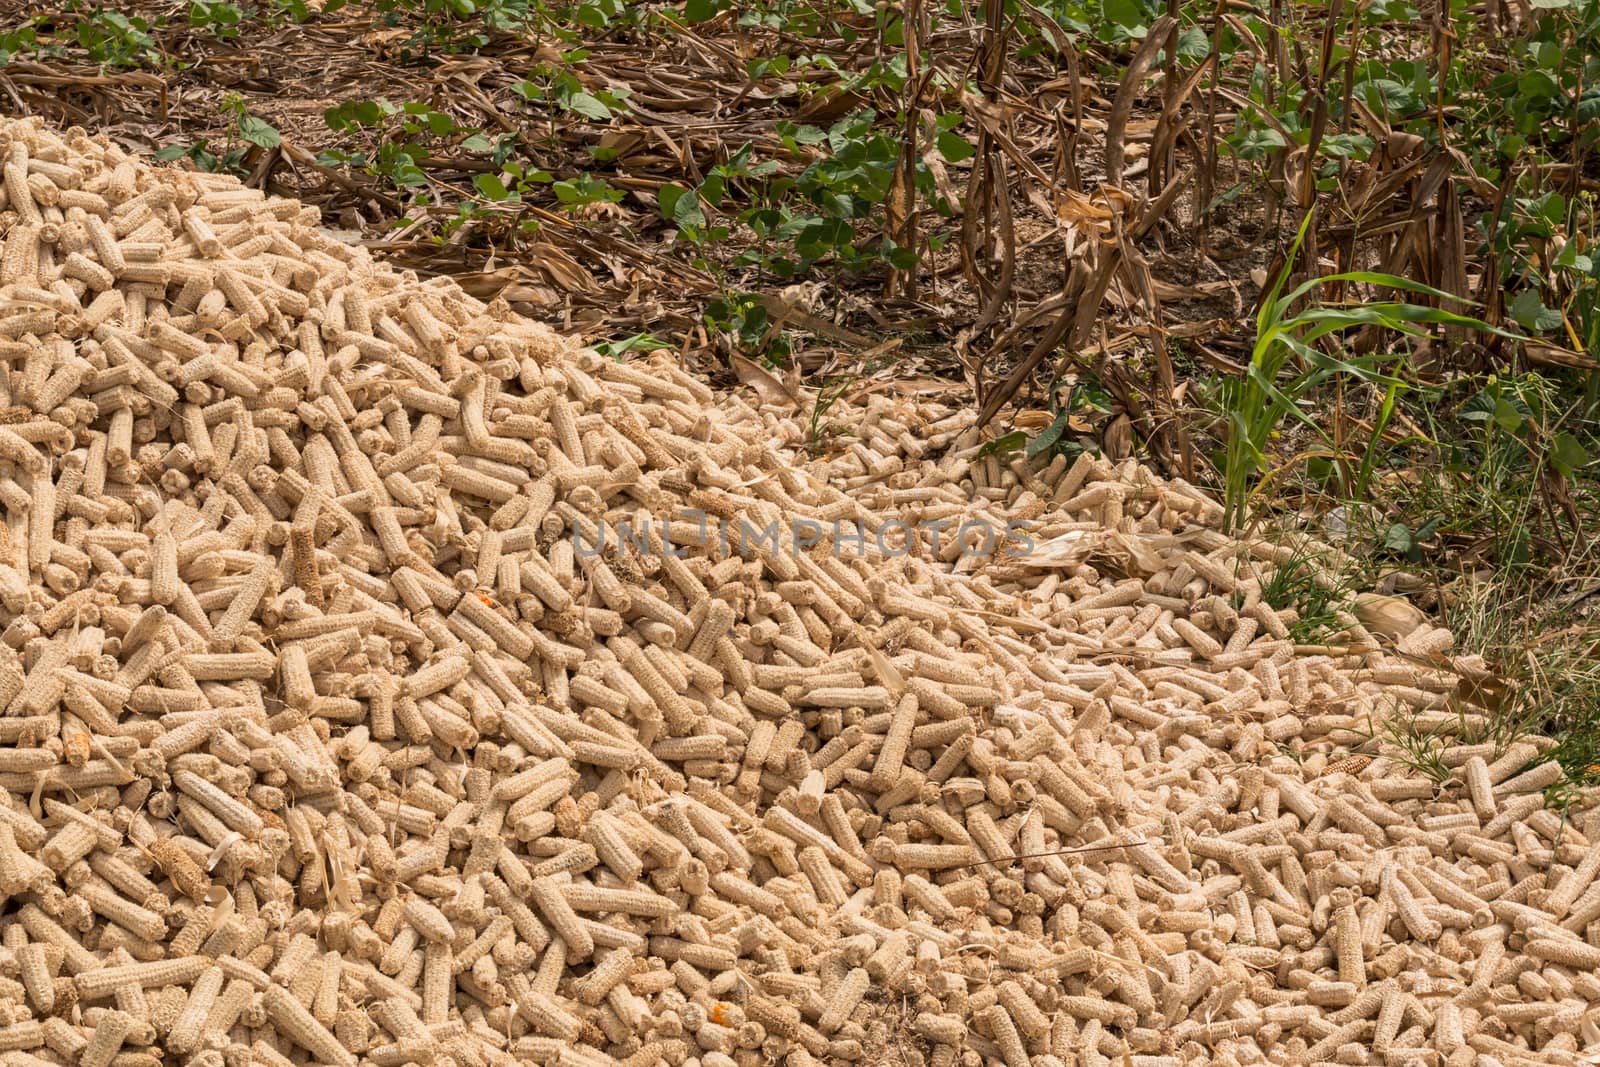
[1373,373,1597,573]
[0,20,44,66]
[551,173,624,210]
[514,52,630,121]
[807,370,860,451]
[1377,709,1458,785]
[977,377,1110,462]
[156,94,280,175]
[1437,565,1600,787]
[659,143,781,264]
[1033,0,1163,45]
[592,333,672,360]
[1257,540,1353,642]
[188,2,248,38]
[372,0,534,55]
[69,6,164,68]
[155,137,248,174]
[321,99,473,190]
[703,292,790,364]
[1217,211,1520,533]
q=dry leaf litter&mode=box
[0,114,1596,1067]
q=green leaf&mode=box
[1492,396,1526,433]
[976,431,1027,458]
[1231,126,1287,159]
[1509,288,1563,333]
[1176,26,1210,60]
[474,173,511,200]
[935,130,974,162]
[1382,522,1419,559]
[461,133,494,153]
[885,244,918,270]
[393,164,428,186]
[699,174,727,208]
[1550,432,1589,477]
[155,144,189,161]
[658,183,689,220]
[593,332,671,358]
[1103,0,1142,28]
[237,115,281,149]
[684,0,721,21]
[562,91,613,120]
[1026,412,1071,459]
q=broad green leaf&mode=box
[1509,288,1563,333]
[1493,396,1525,433]
[563,91,613,120]
[1550,432,1589,477]
[1177,26,1210,60]
[976,431,1027,458]
[658,183,689,220]
[1026,412,1071,459]
[474,173,511,200]
[1104,0,1142,29]
[699,174,727,208]
[936,130,975,162]
[1382,522,1421,560]
[237,115,281,149]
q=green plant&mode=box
[808,369,860,450]
[188,1,248,37]
[1376,710,1458,785]
[659,143,780,260]
[592,333,672,359]
[472,161,554,204]
[221,93,281,150]
[703,292,790,363]
[513,52,629,121]
[70,7,164,68]
[321,99,474,189]
[1391,373,1596,570]
[1256,541,1352,642]
[552,173,624,209]
[976,377,1110,462]
[1032,0,1163,47]
[1437,565,1600,789]
[1218,211,1520,532]
[273,0,338,19]
[155,137,248,174]
[659,114,967,284]
[156,94,280,175]
[368,0,564,54]
[782,110,914,274]
[0,21,43,66]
